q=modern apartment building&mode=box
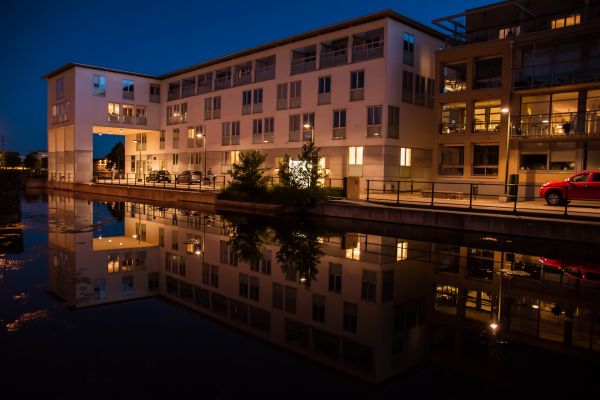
[43,11,444,188]
[433,0,600,194]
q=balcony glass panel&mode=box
[254,55,276,82]
[291,45,316,75]
[442,62,467,93]
[352,28,384,62]
[320,38,348,69]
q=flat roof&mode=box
[43,10,445,81]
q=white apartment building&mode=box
[44,11,445,188]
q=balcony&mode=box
[511,111,600,137]
[234,62,253,86]
[351,41,383,63]
[214,68,232,91]
[513,56,600,90]
[197,73,213,94]
[253,102,263,113]
[263,132,274,143]
[122,91,134,100]
[255,56,276,82]
[440,122,467,134]
[291,55,316,75]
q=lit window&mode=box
[551,13,581,29]
[349,146,363,165]
[107,256,119,273]
[498,26,520,39]
[400,148,411,167]
[345,241,360,260]
[107,102,120,116]
[397,241,408,261]
[231,150,240,165]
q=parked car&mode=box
[539,170,600,205]
[175,170,203,184]
[145,170,172,183]
[539,257,600,284]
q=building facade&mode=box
[44,11,445,188]
[433,0,600,196]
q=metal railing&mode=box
[92,172,227,192]
[291,56,316,75]
[49,172,74,182]
[365,179,600,219]
[254,64,275,82]
[511,111,600,137]
[351,41,384,62]
[320,48,347,68]
[513,55,600,90]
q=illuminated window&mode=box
[400,148,411,167]
[551,13,581,29]
[397,241,408,261]
[345,241,360,260]
[498,25,520,39]
[231,150,240,165]
[107,102,120,116]
[349,146,363,165]
[107,255,119,273]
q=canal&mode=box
[1,191,598,398]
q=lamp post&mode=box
[501,107,511,195]
[132,138,142,182]
[196,132,207,176]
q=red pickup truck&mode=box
[539,171,600,205]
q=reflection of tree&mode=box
[105,202,125,223]
[225,214,271,266]
[275,221,324,288]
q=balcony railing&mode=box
[263,132,274,143]
[234,72,252,87]
[333,127,346,140]
[289,131,301,142]
[289,96,301,109]
[318,92,331,105]
[254,65,275,82]
[122,115,133,124]
[442,80,467,93]
[351,41,384,63]
[197,81,212,94]
[511,111,600,137]
[136,116,147,125]
[242,104,251,115]
[231,135,240,145]
[107,113,119,123]
[253,102,263,114]
[291,56,316,75]
[214,76,231,90]
[320,48,347,69]
[150,94,160,103]
[122,91,134,100]
[513,56,600,90]
[276,99,287,110]
[252,134,263,144]
[440,122,467,134]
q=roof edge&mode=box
[42,63,158,80]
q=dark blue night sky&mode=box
[0,0,490,157]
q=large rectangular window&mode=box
[349,146,363,165]
[277,83,288,110]
[439,145,464,176]
[551,13,581,29]
[387,106,399,139]
[290,81,301,108]
[289,114,301,142]
[122,79,134,100]
[350,70,364,101]
[93,75,106,96]
[400,147,411,167]
[328,263,342,293]
[442,61,467,93]
[367,106,382,137]
[473,100,501,132]
[302,113,314,141]
[253,88,263,113]
[333,109,346,140]
[168,81,181,101]
[474,56,502,89]
[472,144,499,176]
[402,71,413,103]
[318,76,331,105]
[441,103,467,134]
[414,75,426,106]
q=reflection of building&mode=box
[43,11,445,187]
[47,196,600,382]
[433,0,600,192]
[48,195,160,308]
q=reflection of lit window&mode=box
[345,241,360,260]
[107,256,119,273]
[349,146,363,165]
[396,241,408,261]
[551,13,580,29]
[400,148,411,167]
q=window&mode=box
[396,240,408,261]
[204,97,213,120]
[213,96,221,119]
[426,78,435,108]
[150,84,160,103]
[182,76,196,97]
[472,144,499,176]
[234,61,252,86]
[242,90,252,115]
[122,276,134,296]
[277,83,288,110]
[350,70,364,101]
[56,78,64,100]
[215,67,232,90]
[239,273,249,298]
[519,93,578,137]
[352,28,384,62]
[349,146,363,165]
[249,276,259,301]
[312,294,325,322]
[285,286,297,314]
[474,57,502,89]
[173,128,179,149]
[290,81,301,108]
[122,104,133,123]
[273,283,283,309]
[168,81,181,101]
[403,32,414,66]
[402,71,413,103]
[442,61,467,93]
[333,109,346,140]
[122,79,134,100]
[264,117,275,143]
[173,153,179,165]
[343,302,357,333]
[367,106,382,137]
[159,130,165,150]
[302,113,314,141]
[361,270,377,302]
[253,88,263,113]
[231,121,240,145]
[441,103,467,134]
[400,148,411,167]
[289,114,301,142]
[107,102,120,123]
[520,153,548,170]
[93,75,106,96]
[252,118,263,144]
[381,270,394,302]
[439,145,464,175]
[197,72,213,94]
[414,75,426,106]
[135,106,147,125]
[328,263,342,293]
[499,25,520,39]
[107,255,119,273]
[474,100,501,132]
[551,13,581,29]
[318,76,331,105]
[171,230,178,251]
[158,227,164,247]
[388,106,399,139]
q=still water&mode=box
[1,191,599,398]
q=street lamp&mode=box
[132,138,142,182]
[196,132,207,176]
[501,107,512,195]
[303,123,314,142]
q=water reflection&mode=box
[46,194,600,383]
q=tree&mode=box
[3,151,22,168]
[229,150,270,195]
[24,152,41,172]
[296,140,324,191]
[277,153,299,189]
[104,141,124,170]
